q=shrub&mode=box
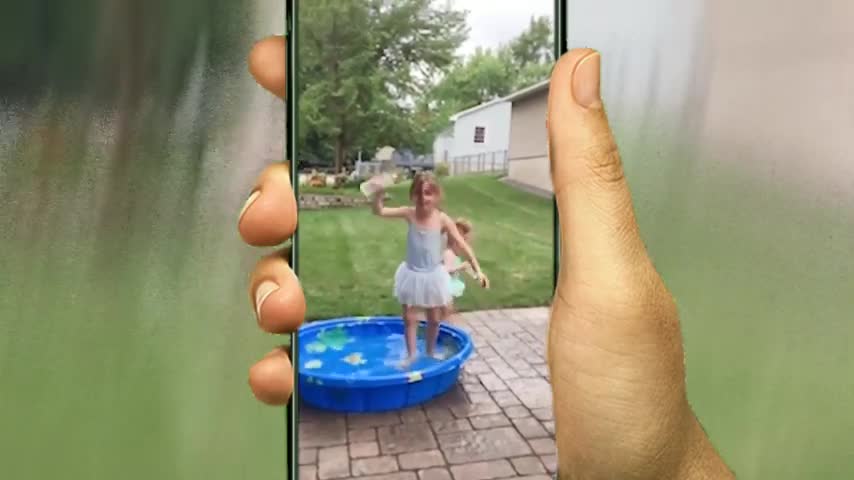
[434,162,450,177]
[308,172,326,188]
[332,173,348,188]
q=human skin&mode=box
[239,36,733,480]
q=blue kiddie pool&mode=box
[297,316,474,413]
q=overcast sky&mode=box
[450,0,554,56]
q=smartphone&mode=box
[285,2,298,479]
[289,1,564,478]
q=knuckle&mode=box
[579,134,625,186]
[573,260,678,321]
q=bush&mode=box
[331,173,348,188]
[434,162,450,177]
[308,172,326,187]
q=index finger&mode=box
[249,36,286,98]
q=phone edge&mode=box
[286,1,565,477]
[551,11,566,475]
[286,1,299,479]
[553,0,567,291]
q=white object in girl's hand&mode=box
[359,173,394,198]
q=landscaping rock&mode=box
[298,193,389,210]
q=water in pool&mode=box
[301,322,462,376]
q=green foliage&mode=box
[298,0,467,172]
[411,15,554,152]
[434,162,450,177]
[509,16,553,67]
[298,5,553,169]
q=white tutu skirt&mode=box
[393,262,452,308]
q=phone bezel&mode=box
[285,1,566,477]
[554,0,567,288]
[285,2,298,479]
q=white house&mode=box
[504,79,551,194]
[432,127,454,164]
[449,98,512,160]
[434,82,551,179]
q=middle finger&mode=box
[248,246,305,334]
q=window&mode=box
[473,126,486,143]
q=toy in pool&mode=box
[297,316,474,413]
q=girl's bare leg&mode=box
[400,305,419,367]
[425,307,442,358]
[445,303,456,325]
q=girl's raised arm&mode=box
[371,189,410,219]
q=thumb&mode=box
[547,49,648,287]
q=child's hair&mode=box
[409,171,443,203]
[447,217,473,248]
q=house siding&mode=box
[451,101,512,158]
[507,90,550,192]
[432,132,453,164]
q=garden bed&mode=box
[298,193,372,210]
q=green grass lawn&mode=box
[298,174,553,320]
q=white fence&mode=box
[346,150,509,179]
[446,150,508,176]
[353,160,392,179]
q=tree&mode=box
[509,15,553,68]
[298,0,467,172]
[411,15,553,153]
[405,48,512,153]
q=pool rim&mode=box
[297,316,474,388]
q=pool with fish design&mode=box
[297,316,473,412]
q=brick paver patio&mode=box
[299,307,556,480]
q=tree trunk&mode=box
[334,135,344,173]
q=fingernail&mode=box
[255,280,279,320]
[239,190,261,222]
[572,52,601,109]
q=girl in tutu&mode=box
[368,172,488,367]
[442,218,477,324]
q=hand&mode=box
[238,36,306,406]
[476,270,490,289]
[547,49,732,478]
[238,34,734,478]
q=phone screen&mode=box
[290,1,560,478]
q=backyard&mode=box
[297,174,554,321]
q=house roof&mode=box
[447,79,550,122]
[502,79,550,102]
[449,96,508,121]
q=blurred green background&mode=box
[0,0,289,478]
[569,0,854,478]
[1,0,853,479]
